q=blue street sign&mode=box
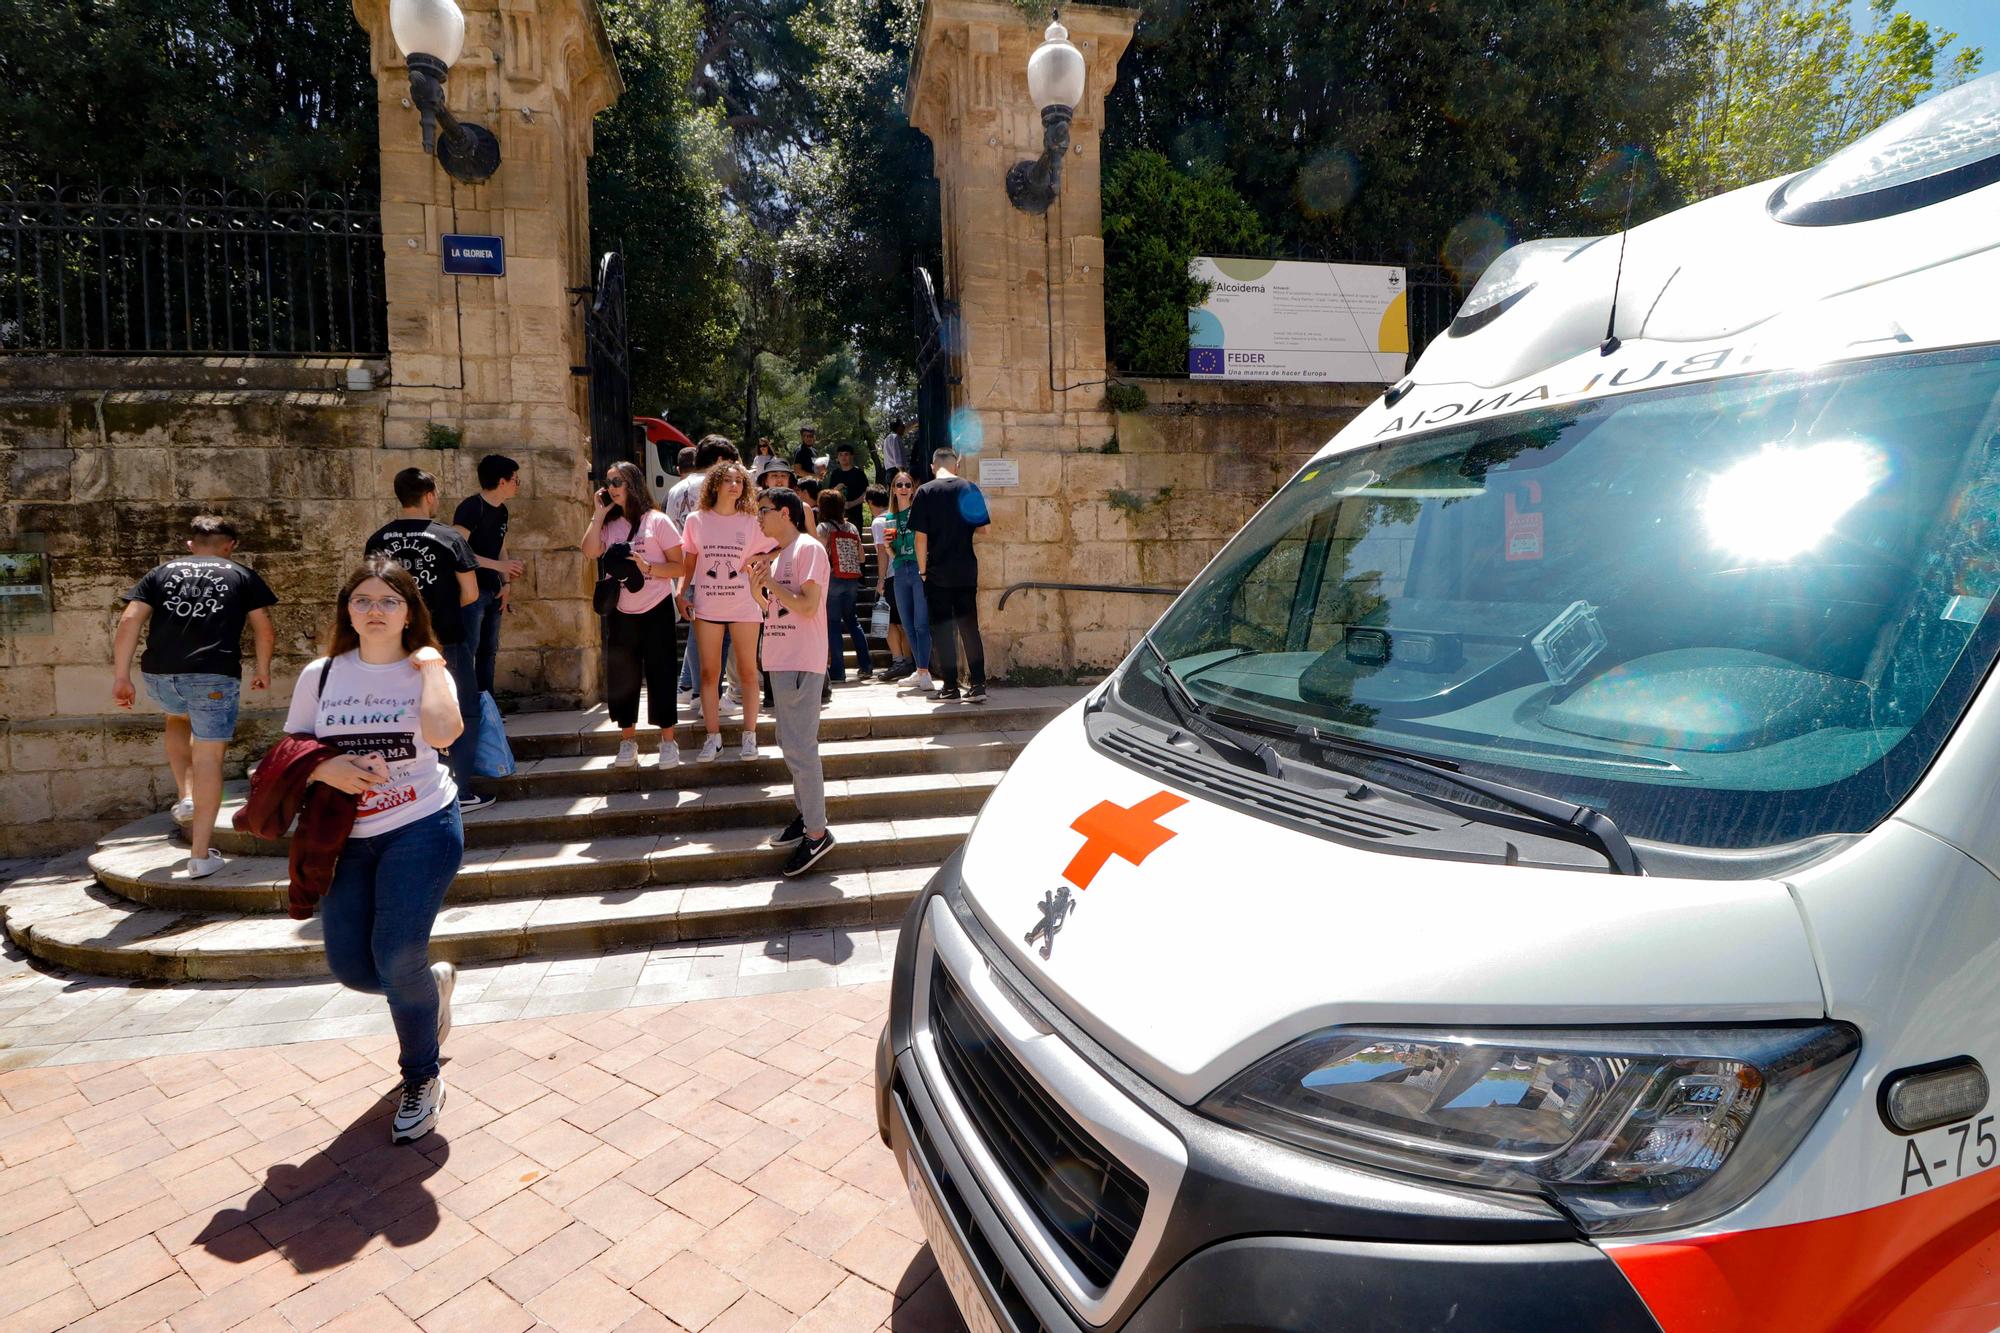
[441,234,505,277]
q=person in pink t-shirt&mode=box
[677,460,777,762]
[748,487,836,877]
[582,462,688,769]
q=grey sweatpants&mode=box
[770,670,827,833]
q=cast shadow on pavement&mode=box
[191,1090,452,1275]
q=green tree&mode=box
[1662,0,1982,201]
[0,0,375,189]
[592,0,744,433]
[1106,0,1707,273]
[1102,150,1268,375]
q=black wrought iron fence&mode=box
[1400,263,1464,362]
[0,182,387,357]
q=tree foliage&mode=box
[1105,0,1707,280]
[1661,0,1982,201]
[591,0,742,430]
[1102,150,1267,375]
[0,0,376,189]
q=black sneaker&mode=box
[821,684,833,705]
[936,686,962,701]
[458,792,495,813]
[883,660,916,682]
[855,669,874,682]
[771,814,807,847]
[783,830,837,877]
[965,684,987,704]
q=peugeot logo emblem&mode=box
[1023,886,1075,960]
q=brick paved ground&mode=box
[0,974,976,1332]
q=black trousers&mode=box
[606,599,679,728]
[924,580,985,688]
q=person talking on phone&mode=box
[285,555,466,1146]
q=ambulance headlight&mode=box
[1773,70,2000,225]
[1449,237,1601,336]
[1201,1023,1859,1235]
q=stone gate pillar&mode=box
[351,0,621,704]
[907,0,1143,675]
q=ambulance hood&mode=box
[956,701,1826,1106]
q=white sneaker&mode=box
[906,671,935,693]
[391,1076,445,1145]
[657,739,681,767]
[183,851,225,880]
[739,734,760,761]
[720,693,743,716]
[171,796,195,824]
[432,961,456,1052]
[696,734,723,763]
[614,739,638,768]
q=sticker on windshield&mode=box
[1505,484,1544,561]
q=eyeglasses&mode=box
[349,596,406,614]
[756,506,778,516]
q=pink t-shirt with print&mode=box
[759,534,831,675]
[602,510,681,615]
[682,509,776,623]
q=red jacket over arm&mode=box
[234,734,359,921]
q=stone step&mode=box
[504,692,1066,761]
[189,765,1002,854]
[90,811,977,914]
[483,730,1031,801]
[0,858,935,982]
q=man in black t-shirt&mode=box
[367,466,488,809]
[825,445,869,505]
[451,454,523,697]
[113,514,279,879]
[911,447,992,703]
[792,424,821,477]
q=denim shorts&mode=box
[141,672,242,742]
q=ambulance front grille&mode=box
[929,960,1147,1291]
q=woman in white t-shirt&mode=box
[583,461,687,769]
[677,460,777,762]
[285,555,465,1146]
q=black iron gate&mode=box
[579,251,631,480]
[912,263,956,480]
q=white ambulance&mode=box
[876,73,2000,1333]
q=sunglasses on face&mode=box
[350,596,406,614]
[894,483,914,490]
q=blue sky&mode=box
[1873,1,2000,68]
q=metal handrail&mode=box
[998,581,1183,610]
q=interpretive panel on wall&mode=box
[1188,258,1408,383]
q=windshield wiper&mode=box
[1140,636,1284,778]
[1210,707,1642,876]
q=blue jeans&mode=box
[442,640,482,795]
[826,580,870,680]
[891,562,931,669]
[322,804,464,1083]
[461,589,502,696]
[140,672,242,741]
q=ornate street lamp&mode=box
[390,0,502,183]
[1005,18,1087,215]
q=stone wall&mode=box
[986,376,1374,675]
[0,358,595,858]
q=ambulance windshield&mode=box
[1131,346,2000,851]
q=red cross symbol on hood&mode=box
[1062,791,1189,891]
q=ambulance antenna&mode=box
[1601,153,1639,356]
